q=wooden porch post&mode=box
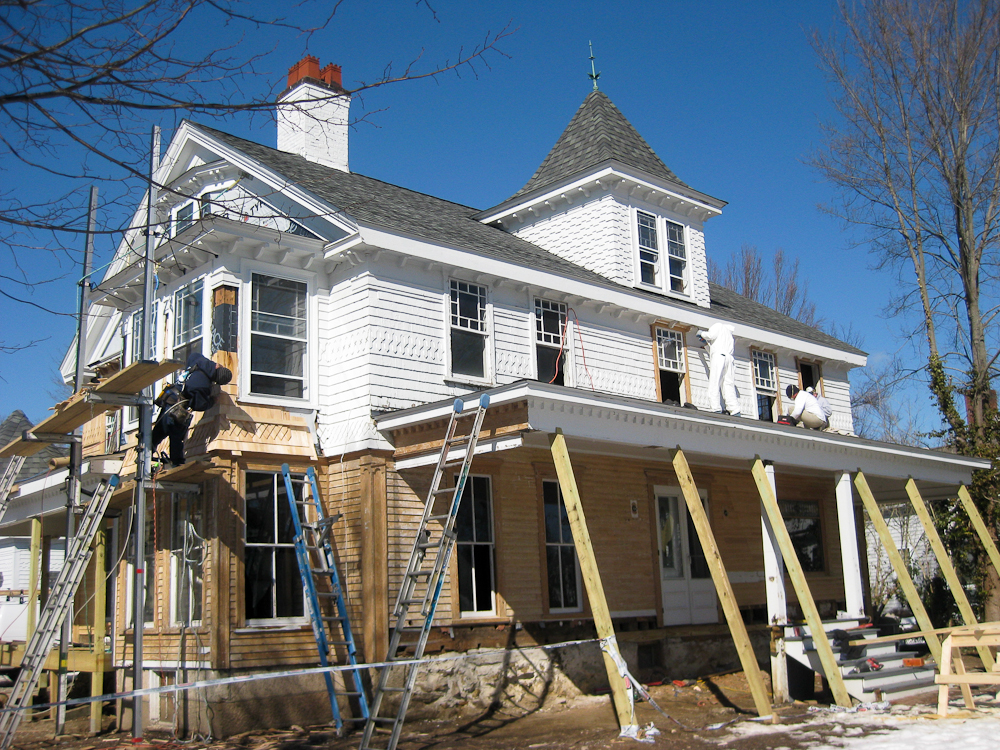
[672,449,772,717]
[957,485,1000,579]
[751,459,852,707]
[904,479,995,669]
[549,430,635,733]
[759,462,789,703]
[853,472,942,663]
[834,472,866,619]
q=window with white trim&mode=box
[172,279,203,363]
[127,306,157,424]
[635,211,690,296]
[449,280,488,380]
[250,273,307,398]
[535,298,567,386]
[173,202,195,236]
[655,327,686,404]
[244,471,305,621]
[752,349,778,422]
[543,480,581,612]
[637,211,659,286]
[455,475,495,614]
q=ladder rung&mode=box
[405,570,431,578]
[379,686,407,693]
[425,514,450,522]
[431,487,454,495]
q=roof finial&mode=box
[588,41,600,91]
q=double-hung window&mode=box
[655,327,686,404]
[535,299,567,386]
[543,480,581,612]
[635,211,689,296]
[449,280,488,380]
[780,500,825,572]
[637,211,659,286]
[250,274,308,398]
[455,475,495,614]
[752,350,778,422]
[244,472,305,621]
[174,202,195,236]
[173,279,203,363]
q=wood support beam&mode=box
[957,485,1000,580]
[550,430,634,732]
[672,449,771,716]
[27,517,41,640]
[853,472,942,663]
[759,463,789,703]
[91,529,107,735]
[751,459,852,707]
[904,479,995,669]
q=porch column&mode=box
[759,462,788,703]
[835,472,865,619]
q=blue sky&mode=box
[0,0,934,429]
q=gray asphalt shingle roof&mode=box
[192,123,863,357]
[511,90,689,199]
[0,411,67,484]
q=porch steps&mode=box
[784,619,937,703]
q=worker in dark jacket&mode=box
[152,353,232,466]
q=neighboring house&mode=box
[0,58,988,735]
[865,502,938,618]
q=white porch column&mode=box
[760,462,789,702]
[835,471,866,619]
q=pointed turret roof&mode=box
[512,90,688,199]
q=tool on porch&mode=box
[0,455,26,526]
[281,464,370,735]
[0,474,120,750]
[359,393,490,750]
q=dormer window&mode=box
[635,210,689,296]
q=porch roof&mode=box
[374,381,988,495]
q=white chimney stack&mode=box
[277,56,350,172]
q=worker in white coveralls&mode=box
[698,322,741,416]
[785,384,828,430]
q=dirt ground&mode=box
[7,672,997,750]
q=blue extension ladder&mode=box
[282,464,370,734]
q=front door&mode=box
[655,489,718,625]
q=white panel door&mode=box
[656,489,718,625]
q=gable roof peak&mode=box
[511,89,688,200]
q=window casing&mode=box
[535,298,567,386]
[543,480,581,612]
[752,349,778,422]
[798,360,821,392]
[455,475,495,615]
[250,273,308,398]
[171,494,204,625]
[635,211,689,296]
[172,279,204,363]
[780,500,825,573]
[127,306,157,425]
[655,327,686,404]
[449,280,488,380]
[244,471,305,622]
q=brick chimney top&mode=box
[286,56,344,91]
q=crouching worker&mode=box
[783,384,828,430]
[152,353,233,467]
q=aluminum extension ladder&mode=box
[359,393,491,750]
[0,456,26,526]
[282,464,370,734]
[0,474,119,750]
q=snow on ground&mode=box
[719,701,1000,750]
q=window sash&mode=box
[655,327,684,372]
[175,202,195,235]
[250,274,308,398]
[171,495,204,625]
[535,299,566,346]
[543,480,580,611]
[752,350,777,392]
[173,279,203,353]
[455,475,495,614]
[450,280,487,332]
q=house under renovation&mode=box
[0,57,992,738]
